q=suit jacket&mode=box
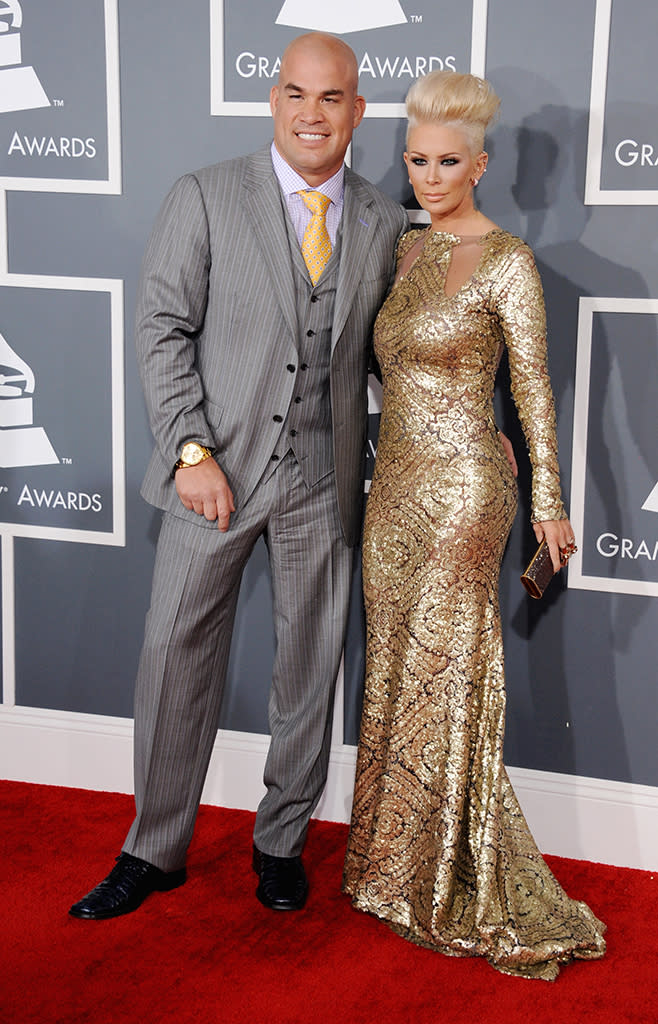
[136,145,408,546]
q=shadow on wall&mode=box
[353,117,417,209]
[489,89,652,814]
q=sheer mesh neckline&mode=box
[397,227,505,293]
[425,227,504,244]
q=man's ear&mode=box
[353,95,366,129]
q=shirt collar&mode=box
[270,141,344,206]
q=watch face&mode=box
[181,442,204,464]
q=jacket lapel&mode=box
[331,168,378,350]
[241,147,298,341]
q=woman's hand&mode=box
[533,518,577,573]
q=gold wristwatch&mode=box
[174,441,214,472]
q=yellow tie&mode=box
[298,190,332,285]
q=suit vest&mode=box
[264,212,342,488]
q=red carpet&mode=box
[1,780,656,1023]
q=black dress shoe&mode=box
[252,844,308,911]
[69,852,186,920]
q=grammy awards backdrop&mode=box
[0,0,656,869]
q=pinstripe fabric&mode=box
[137,145,408,546]
[266,217,340,483]
[126,145,409,868]
[124,457,351,868]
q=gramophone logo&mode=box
[643,483,658,513]
[0,329,58,467]
[0,0,49,115]
[275,0,407,33]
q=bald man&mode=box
[69,33,408,919]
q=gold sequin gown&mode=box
[343,228,606,981]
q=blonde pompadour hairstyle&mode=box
[405,71,501,153]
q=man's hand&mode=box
[498,429,518,478]
[175,459,235,531]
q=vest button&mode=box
[271,454,280,461]
[273,415,283,422]
[306,329,315,337]
[300,363,308,370]
[290,429,298,437]
[287,364,296,372]
[310,295,319,303]
[294,396,302,404]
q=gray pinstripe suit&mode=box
[123,145,407,871]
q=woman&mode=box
[343,71,606,980]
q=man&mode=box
[69,32,408,920]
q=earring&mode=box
[472,178,480,186]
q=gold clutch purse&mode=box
[520,540,556,599]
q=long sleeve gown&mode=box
[342,228,606,981]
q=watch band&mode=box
[173,441,214,473]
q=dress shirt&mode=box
[271,142,344,248]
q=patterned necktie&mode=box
[297,190,332,285]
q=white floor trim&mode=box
[1,705,657,871]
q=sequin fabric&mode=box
[342,228,606,981]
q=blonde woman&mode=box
[343,71,606,980]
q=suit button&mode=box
[273,414,283,422]
[290,429,298,437]
[271,454,280,461]
[294,396,302,404]
[306,329,315,337]
[287,364,296,372]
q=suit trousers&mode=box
[123,453,354,872]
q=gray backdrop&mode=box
[1,0,656,787]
